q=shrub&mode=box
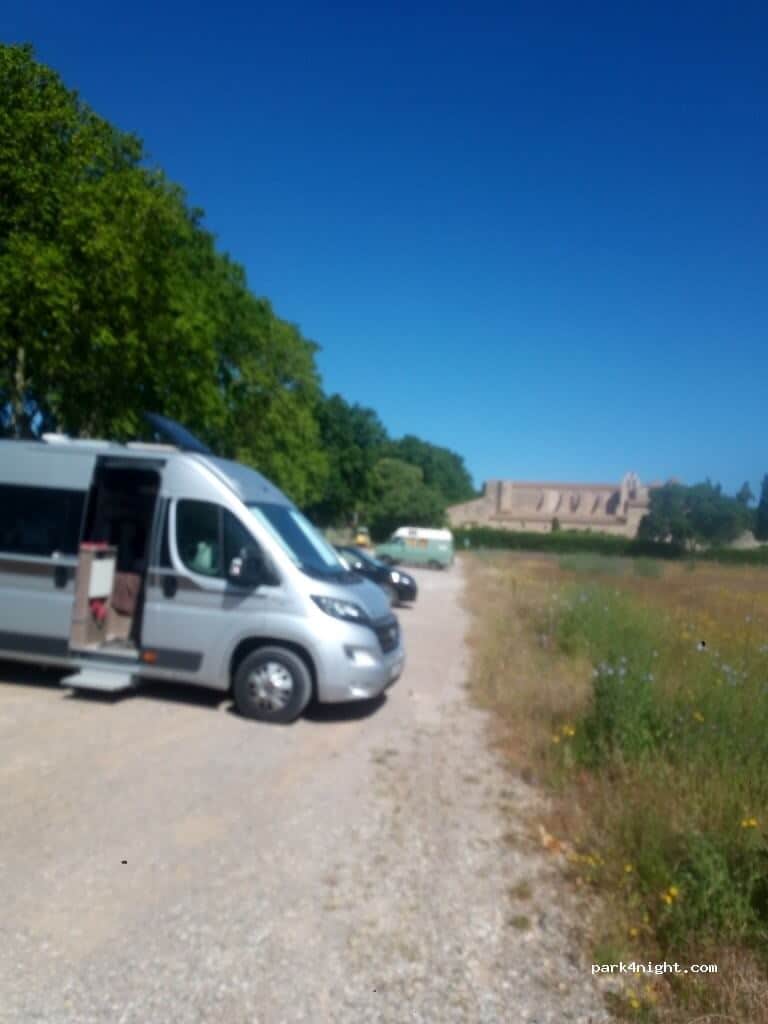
[453,526,768,567]
[553,580,768,949]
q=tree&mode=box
[755,475,768,541]
[686,482,752,544]
[385,435,475,505]
[0,43,223,437]
[736,481,754,506]
[305,395,388,525]
[637,483,693,549]
[0,44,480,514]
[199,276,329,505]
[0,44,330,506]
[638,481,753,548]
[366,458,445,540]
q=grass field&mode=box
[464,551,768,1022]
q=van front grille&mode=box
[373,617,399,654]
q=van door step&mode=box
[60,668,137,693]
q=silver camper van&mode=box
[0,421,404,723]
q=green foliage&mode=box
[367,457,445,539]
[756,475,768,542]
[556,587,670,762]
[211,299,329,507]
[0,44,479,514]
[636,483,693,547]
[305,394,387,525]
[385,434,475,504]
[454,526,680,558]
[305,406,475,529]
[553,584,768,948]
[455,525,768,566]
[690,545,768,566]
[0,43,223,437]
[0,44,328,505]
[736,481,755,506]
[639,481,753,548]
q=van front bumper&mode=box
[315,622,405,703]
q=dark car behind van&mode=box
[335,545,418,607]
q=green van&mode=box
[375,527,454,569]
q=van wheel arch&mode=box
[229,638,317,702]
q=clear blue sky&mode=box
[5,2,767,496]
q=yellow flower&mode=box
[624,863,634,873]
[741,817,759,828]
[561,723,576,737]
[661,892,672,905]
[629,996,641,1010]
[692,710,704,723]
[551,734,561,744]
[668,885,679,898]
[628,926,639,938]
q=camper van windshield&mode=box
[248,503,348,580]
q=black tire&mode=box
[382,582,399,607]
[232,646,313,724]
[428,560,442,570]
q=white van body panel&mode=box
[376,525,455,568]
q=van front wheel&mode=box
[233,647,312,724]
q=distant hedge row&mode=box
[453,527,768,566]
[702,545,768,565]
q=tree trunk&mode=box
[12,345,26,438]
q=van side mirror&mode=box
[228,549,273,587]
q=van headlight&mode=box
[390,571,401,583]
[312,595,370,624]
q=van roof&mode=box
[197,455,291,506]
[0,440,292,507]
[393,526,453,541]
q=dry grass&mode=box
[462,550,768,1023]
[462,552,589,775]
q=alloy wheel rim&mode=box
[247,661,294,711]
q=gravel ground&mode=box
[0,561,611,1023]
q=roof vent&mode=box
[41,434,111,448]
[125,442,178,452]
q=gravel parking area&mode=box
[0,562,610,1023]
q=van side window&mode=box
[176,501,222,577]
[223,511,262,566]
[0,485,85,556]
